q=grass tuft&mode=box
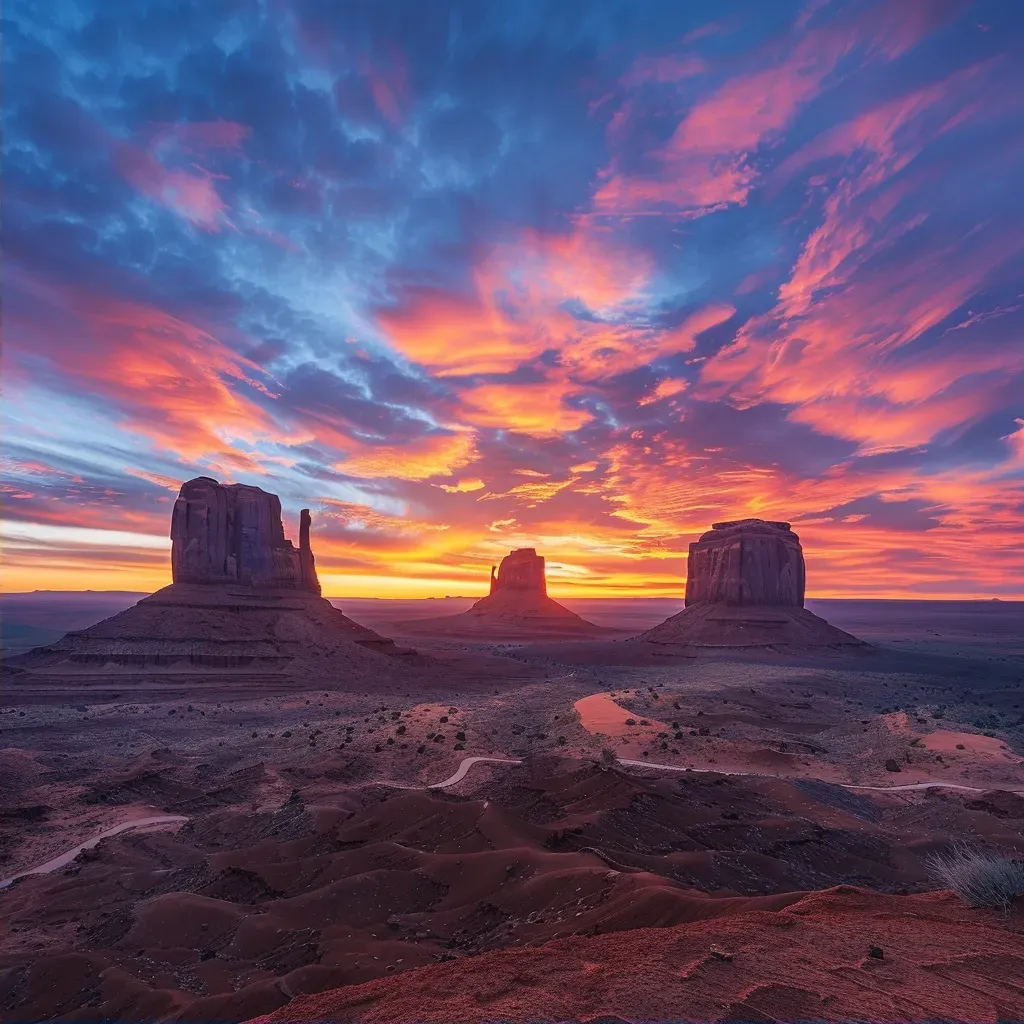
[926,842,1024,913]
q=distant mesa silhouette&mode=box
[464,548,600,633]
[398,547,605,639]
[639,519,864,648]
[10,476,414,690]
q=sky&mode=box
[3,0,1023,600]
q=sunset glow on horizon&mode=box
[3,0,1023,601]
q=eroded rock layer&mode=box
[171,476,319,594]
[10,478,414,690]
[640,518,864,648]
[685,519,804,607]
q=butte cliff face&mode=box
[454,548,603,636]
[685,519,805,608]
[10,476,413,693]
[639,518,863,649]
[171,477,320,594]
[489,548,548,598]
[395,547,603,639]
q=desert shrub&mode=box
[456,731,466,741]
[625,718,637,726]
[417,744,426,754]
[557,736,567,745]
[439,715,449,723]
[927,842,1024,913]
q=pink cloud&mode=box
[591,1,951,221]
[115,140,229,231]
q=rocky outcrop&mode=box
[10,476,418,690]
[170,477,320,594]
[489,548,548,597]
[397,548,605,639]
[685,519,804,607]
[638,518,864,649]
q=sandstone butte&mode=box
[8,477,413,689]
[459,547,603,635]
[640,518,865,648]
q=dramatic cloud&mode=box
[3,0,1022,597]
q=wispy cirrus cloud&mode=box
[3,0,1022,598]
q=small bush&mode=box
[456,731,466,741]
[927,842,1024,913]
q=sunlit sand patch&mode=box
[923,729,1012,757]
[574,692,668,743]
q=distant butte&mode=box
[398,548,605,640]
[639,519,865,649]
[10,476,415,693]
[463,548,601,633]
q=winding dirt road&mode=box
[0,814,188,890]
[3,757,1015,891]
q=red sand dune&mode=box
[250,886,1024,1024]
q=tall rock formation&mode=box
[170,477,320,594]
[685,519,804,607]
[489,548,548,598]
[638,518,863,649]
[10,476,414,692]
[397,547,605,639]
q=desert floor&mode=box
[1,597,1022,1022]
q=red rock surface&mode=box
[171,476,320,594]
[640,519,864,649]
[686,519,805,608]
[250,887,1024,1024]
[398,548,605,639]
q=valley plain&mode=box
[1,594,1023,1022]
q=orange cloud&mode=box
[336,431,478,480]
[436,478,486,493]
[458,380,592,437]
[8,269,280,473]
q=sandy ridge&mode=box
[5,754,1017,891]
